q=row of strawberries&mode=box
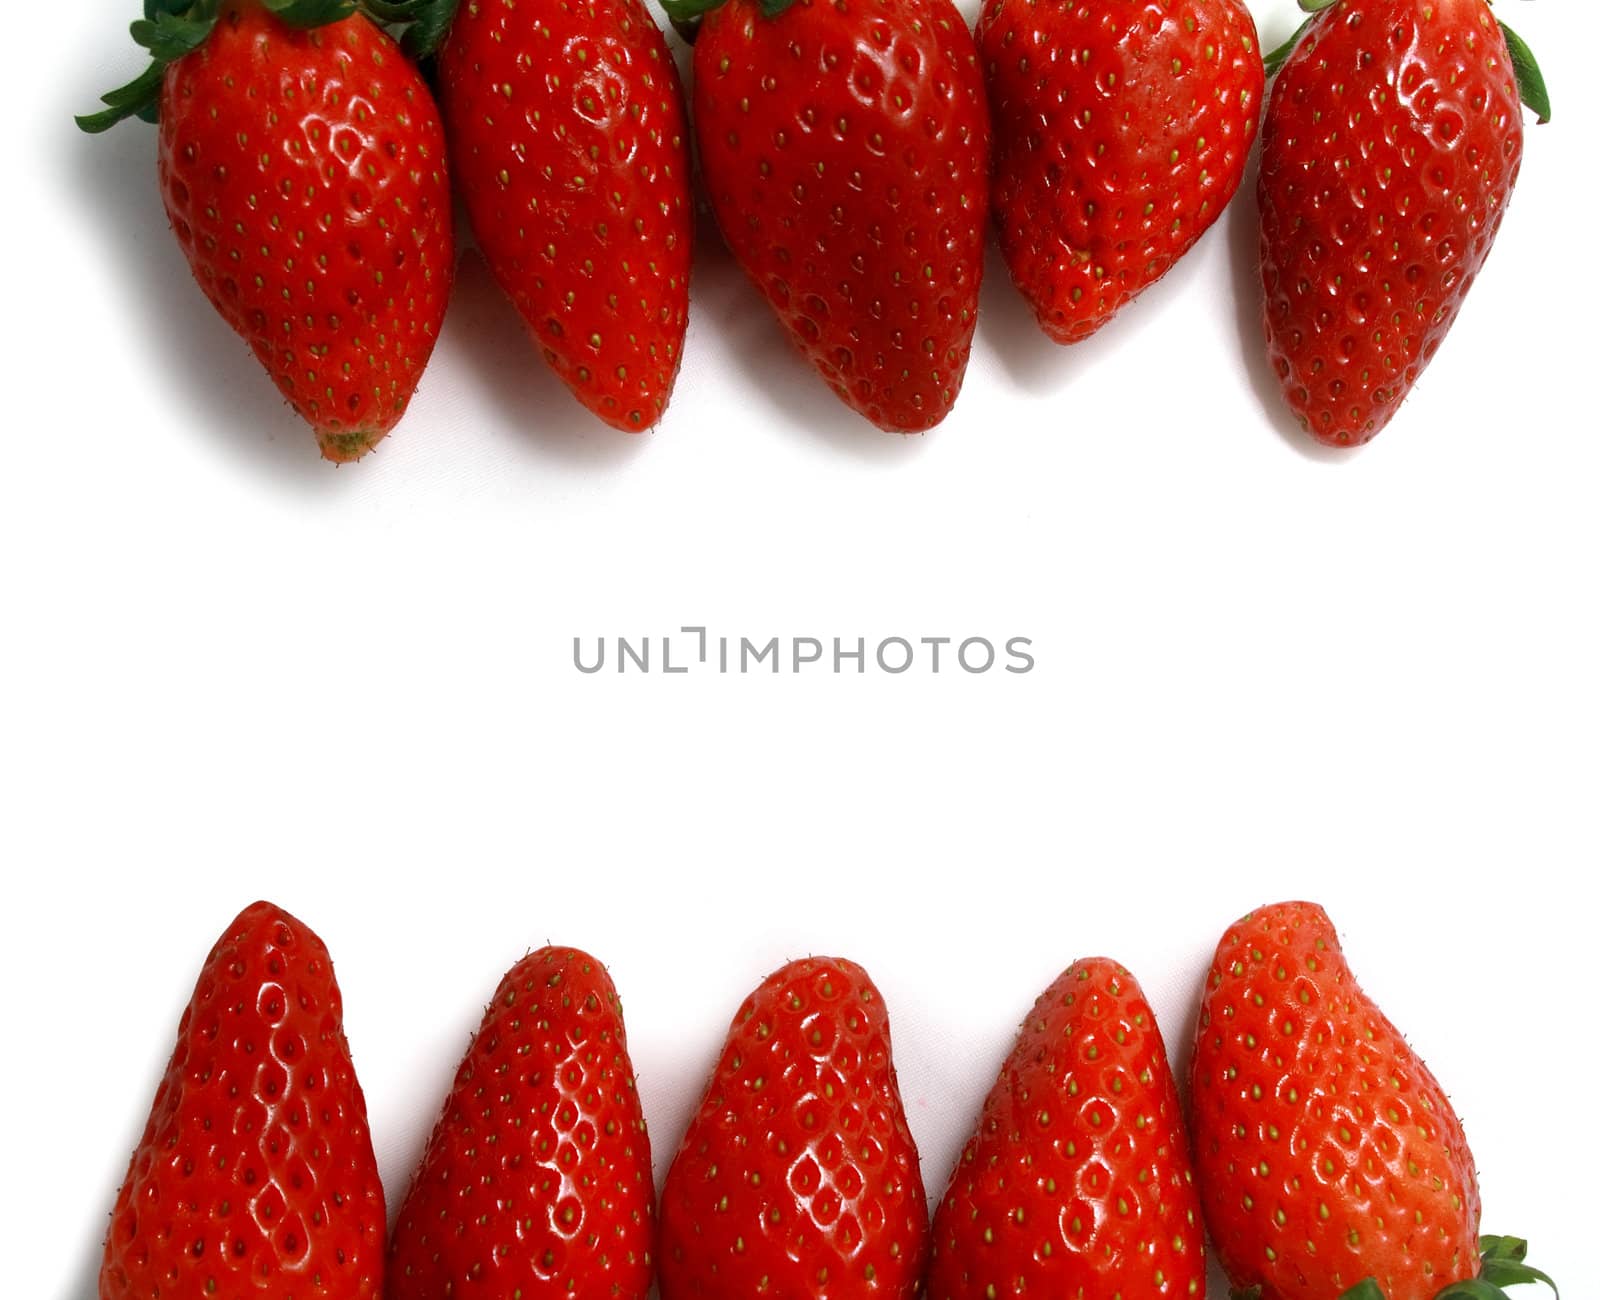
[82,0,1547,462]
[99,899,1554,1300]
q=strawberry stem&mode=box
[1263,15,1314,76]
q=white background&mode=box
[4,0,1596,1297]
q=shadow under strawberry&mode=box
[688,211,935,463]
[977,220,1232,406]
[974,242,1084,396]
[446,250,657,470]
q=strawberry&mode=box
[977,0,1263,344]
[434,0,693,431]
[667,0,991,432]
[1189,901,1555,1300]
[100,900,384,1300]
[387,946,655,1300]
[79,0,456,463]
[1258,0,1548,446]
[658,957,927,1299]
[926,958,1207,1300]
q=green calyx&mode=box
[266,0,359,24]
[355,0,462,57]
[1475,1235,1560,1298]
[657,0,797,45]
[77,0,220,132]
[1494,20,1550,123]
[1333,1236,1559,1300]
[75,0,460,134]
[1261,0,1550,123]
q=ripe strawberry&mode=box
[1258,0,1548,446]
[80,1,456,463]
[435,0,693,431]
[1190,901,1548,1300]
[927,958,1207,1300]
[977,0,1263,344]
[658,957,927,1299]
[672,0,991,432]
[387,947,655,1300]
[100,900,384,1300]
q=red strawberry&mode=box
[675,0,991,432]
[435,0,693,431]
[1258,0,1547,446]
[658,957,927,1299]
[927,958,1207,1300]
[977,0,1263,343]
[100,900,384,1300]
[1192,901,1509,1300]
[387,947,655,1300]
[80,1,456,463]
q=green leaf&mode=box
[1435,1281,1514,1300]
[359,0,429,20]
[130,10,219,61]
[397,0,461,58]
[263,0,358,26]
[1496,19,1550,124]
[1479,1238,1530,1265]
[1338,1281,1387,1300]
[80,0,224,131]
[664,11,702,42]
[98,59,168,108]
[1297,0,1338,12]
[1264,15,1314,76]
[1476,1234,1558,1297]
[75,58,165,133]
[658,0,726,24]
[1480,1259,1560,1298]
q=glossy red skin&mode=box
[159,4,454,462]
[978,0,1262,343]
[437,0,692,431]
[927,958,1206,1300]
[658,957,927,1300]
[1190,902,1481,1299]
[1260,0,1523,446]
[694,0,990,432]
[387,947,655,1300]
[101,901,384,1300]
